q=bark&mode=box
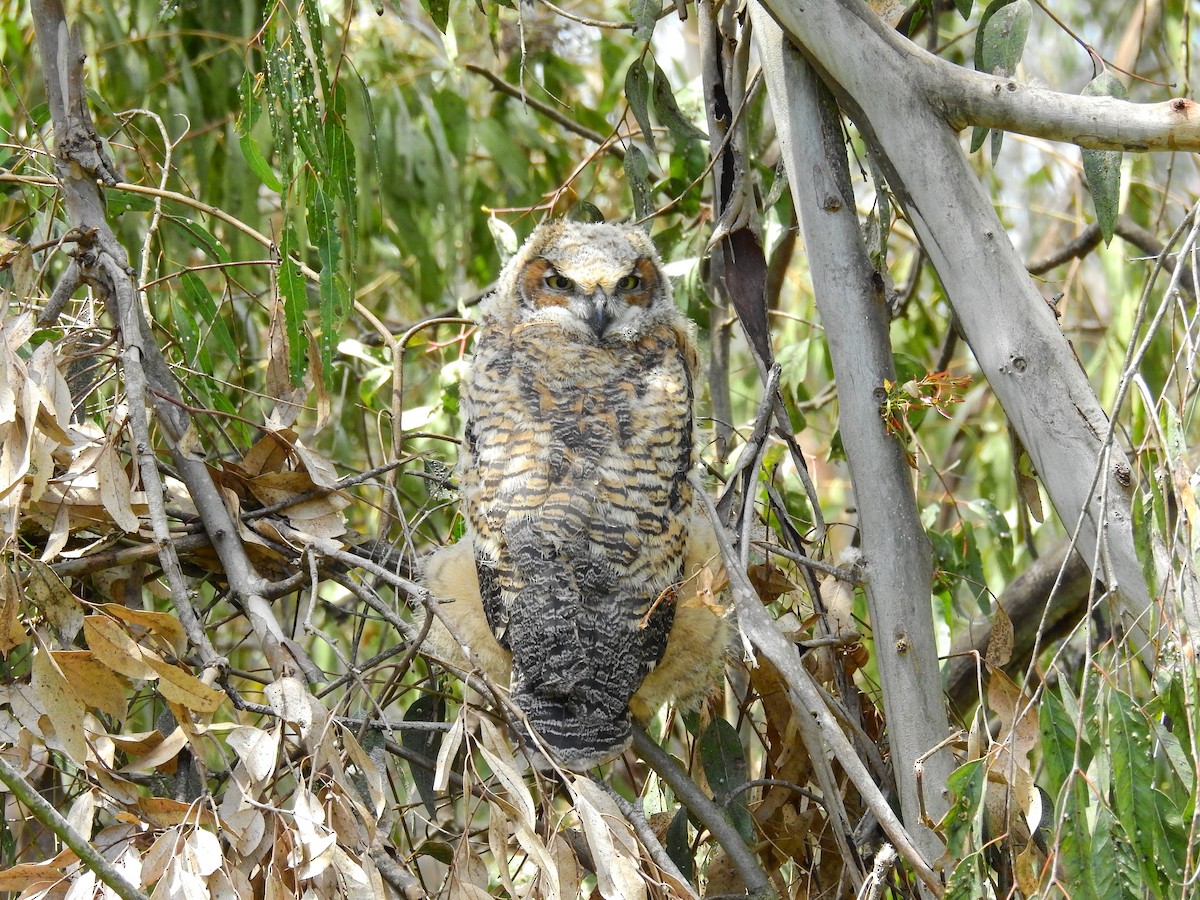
[753,11,954,880]
[755,0,1162,660]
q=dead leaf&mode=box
[569,775,646,900]
[31,646,87,765]
[144,655,224,715]
[0,565,26,653]
[84,615,155,680]
[985,604,1014,668]
[241,429,297,477]
[135,798,218,829]
[95,440,140,533]
[100,603,187,657]
[227,725,279,784]
[25,560,83,644]
[50,650,129,721]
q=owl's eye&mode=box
[615,274,642,291]
[544,272,573,291]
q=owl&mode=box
[421,221,726,771]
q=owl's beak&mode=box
[583,291,612,337]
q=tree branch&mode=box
[29,0,308,681]
[758,0,1161,662]
[0,754,149,900]
[767,0,1200,151]
[753,12,954,880]
[690,475,945,897]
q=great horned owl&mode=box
[422,221,726,771]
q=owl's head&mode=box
[485,221,679,342]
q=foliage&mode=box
[0,0,1197,897]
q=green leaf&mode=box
[979,0,1031,78]
[945,849,986,900]
[180,271,239,365]
[624,144,654,222]
[954,0,974,18]
[1090,806,1137,900]
[968,498,1014,582]
[651,64,707,144]
[1108,687,1175,888]
[969,124,989,154]
[699,718,752,842]
[278,226,309,382]
[942,758,986,855]
[630,0,657,41]
[664,806,694,882]
[1038,688,1077,793]
[421,0,450,32]
[307,182,347,380]
[401,695,445,817]
[624,59,655,156]
[1081,72,1128,245]
[239,134,283,192]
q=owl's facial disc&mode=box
[520,256,660,339]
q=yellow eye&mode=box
[616,274,642,291]
[544,272,573,291]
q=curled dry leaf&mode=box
[100,603,188,657]
[569,775,646,900]
[143,653,224,716]
[985,603,1014,668]
[227,725,279,784]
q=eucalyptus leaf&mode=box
[624,59,655,156]
[1081,72,1128,244]
[630,0,657,41]
[652,63,707,144]
[624,144,654,222]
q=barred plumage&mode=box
[423,221,725,771]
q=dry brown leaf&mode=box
[0,863,63,892]
[339,725,384,819]
[292,440,341,490]
[985,604,1014,668]
[50,650,129,721]
[227,725,279,784]
[136,798,218,829]
[84,615,155,680]
[569,775,646,900]
[144,655,224,715]
[0,565,26,654]
[291,788,337,880]
[87,761,142,805]
[264,676,314,737]
[25,560,83,644]
[119,726,187,775]
[241,429,297,477]
[95,440,140,533]
[27,342,73,445]
[100,603,187,657]
[986,671,1038,762]
[31,646,87,765]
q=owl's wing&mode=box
[461,323,696,769]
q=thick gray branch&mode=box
[773,0,1200,151]
[757,0,1160,658]
[753,11,953,879]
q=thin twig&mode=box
[630,728,774,899]
[0,754,150,900]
